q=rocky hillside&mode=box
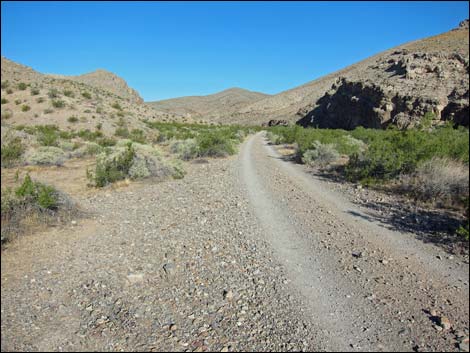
[50,69,144,104]
[147,87,269,124]
[218,20,469,128]
[1,57,188,137]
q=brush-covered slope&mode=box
[1,57,187,137]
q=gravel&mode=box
[1,132,468,352]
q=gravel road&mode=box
[1,132,469,352]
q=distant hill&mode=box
[147,87,269,124]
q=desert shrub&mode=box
[43,108,53,114]
[1,175,77,244]
[88,143,135,187]
[30,88,40,96]
[196,131,236,157]
[266,132,284,145]
[1,109,13,120]
[76,129,103,141]
[14,99,21,105]
[81,91,92,99]
[400,157,469,203]
[88,142,180,187]
[129,129,147,144]
[17,82,27,90]
[96,122,102,130]
[170,139,198,160]
[1,98,8,104]
[302,141,340,167]
[96,137,116,147]
[70,142,103,158]
[58,140,75,152]
[21,104,31,112]
[115,126,130,138]
[96,106,103,114]
[345,126,469,183]
[25,146,66,166]
[67,116,79,123]
[1,81,9,89]
[36,97,45,103]
[35,125,60,146]
[48,88,60,98]
[63,89,75,97]
[1,137,25,167]
[51,99,65,108]
[111,102,122,110]
[15,174,58,210]
[6,88,13,94]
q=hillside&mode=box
[202,20,469,128]
[0,57,189,139]
[147,87,269,123]
[50,69,144,104]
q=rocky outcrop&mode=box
[297,42,469,129]
[261,119,289,127]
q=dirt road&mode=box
[1,132,468,352]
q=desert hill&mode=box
[148,87,269,123]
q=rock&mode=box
[430,309,438,317]
[126,273,144,284]
[163,263,175,276]
[169,324,177,331]
[221,347,229,352]
[352,251,363,258]
[223,290,234,300]
[437,316,452,330]
[380,259,389,265]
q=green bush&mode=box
[1,98,8,104]
[48,88,60,98]
[1,81,9,89]
[35,125,60,146]
[196,131,236,157]
[345,126,469,183]
[21,104,31,112]
[17,82,27,91]
[67,116,79,123]
[96,122,103,130]
[63,89,75,97]
[88,143,135,187]
[115,126,130,138]
[36,97,45,103]
[111,102,123,110]
[1,137,25,167]
[15,174,58,210]
[51,99,65,108]
[81,91,92,99]
[1,109,13,120]
[14,99,21,105]
[30,88,40,96]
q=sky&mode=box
[1,1,468,101]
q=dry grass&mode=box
[400,157,469,205]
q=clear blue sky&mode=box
[1,1,468,101]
